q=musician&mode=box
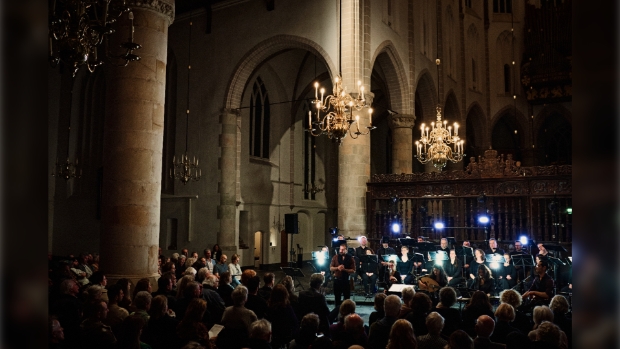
[419,265,448,291]
[509,240,529,282]
[355,236,371,278]
[329,243,355,306]
[445,249,464,287]
[497,253,517,290]
[470,264,495,295]
[537,243,549,257]
[522,259,554,305]
[397,246,415,285]
[360,249,379,296]
[439,238,450,252]
[468,249,487,285]
[377,237,396,281]
[484,238,505,256]
[384,260,402,291]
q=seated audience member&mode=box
[131,279,152,312]
[297,273,330,335]
[221,285,258,335]
[473,315,506,349]
[52,279,82,348]
[161,261,176,275]
[398,286,415,318]
[192,257,206,273]
[240,269,257,286]
[214,254,229,278]
[368,295,402,349]
[88,271,109,302]
[203,249,215,274]
[549,295,572,347]
[245,275,269,319]
[248,319,273,349]
[183,267,197,278]
[333,313,367,349]
[176,275,196,300]
[174,281,201,320]
[530,321,563,349]
[259,273,275,301]
[228,254,243,287]
[405,292,433,336]
[176,255,188,279]
[461,291,495,337]
[70,258,90,286]
[116,278,133,310]
[176,298,210,348]
[49,316,65,349]
[281,275,300,315]
[217,271,235,306]
[434,286,462,337]
[329,299,356,341]
[80,300,117,349]
[368,293,387,328]
[201,275,226,325]
[195,267,210,285]
[144,295,181,349]
[386,319,417,349]
[84,285,104,304]
[130,291,152,324]
[105,284,129,334]
[417,311,448,349]
[289,313,320,349]
[505,331,531,349]
[491,303,521,345]
[447,330,474,349]
[266,284,300,348]
[152,272,177,310]
[184,258,197,274]
[528,306,568,349]
[499,289,531,334]
[116,315,151,349]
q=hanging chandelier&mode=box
[170,16,200,185]
[307,76,375,144]
[48,0,141,76]
[415,105,464,170]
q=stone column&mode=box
[100,0,174,285]
[388,114,416,174]
[218,109,239,258]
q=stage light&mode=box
[519,235,528,245]
[478,215,490,224]
[317,258,324,265]
[332,237,338,242]
[490,262,499,269]
[434,222,445,229]
[391,223,401,233]
[566,207,572,215]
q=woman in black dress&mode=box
[471,264,495,295]
[467,249,486,288]
[445,249,465,287]
[384,260,402,291]
[397,246,414,285]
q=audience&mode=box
[386,319,417,349]
[499,289,532,334]
[434,286,462,337]
[281,275,300,315]
[289,313,321,349]
[462,291,495,337]
[143,295,181,349]
[529,306,568,349]
[298,273,331,335]
[448,330,474,349]
[217,271,234,306]
[116,278,133,310]
[398,286,415,318]
[368,294,401,349]
[333,313,368,349]
[176,298,210,347]
[549,295,572,348]
[221,285,258,335]
[259,273,275,301]
[80,300,117,349]
[405,292,433,336]
[201,275,226,326]
[329,299,356,341]
[265,284,299,348]
[248,319,273,349]
[130,291,152,324]
[105,284,129,335]
[245,275,269,319]
[491,303,521,345]
[531,321,563,349]
[473,315,505,349]
[417,311,447,349]
[49,316,65,349]
[368,293,386,328]
[116,315,151,349]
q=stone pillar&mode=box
[100,0,174,285]
[388,114,416,174]
[219,109,239,258]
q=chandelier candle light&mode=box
[415,105,464,170]
[307,76,375,144]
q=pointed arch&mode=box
[370,40,412,114]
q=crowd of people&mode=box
[48,241,571,349]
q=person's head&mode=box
[373,293,387,311]
[249,319,272,342]
[489,238,497,249]
[441,238,448,249]
[299,313,320,336]
[108,284,124,304]
[220,254,228,264]
[535,321,561,346]
[281,275,295,296]
[499,289,523,308]
[263,272,275,287]
[337,234,345,240]
[450,249,456,259]
[549,295,569,314]
[158,272,174,292]
[134,291,152,311]
[467,291,492,311]
[183,298,207,323]
[162,261,176,274]
[426,311,445,335]
[133,278,152,299]
[204,249,212,259]
[241,269,257,286]
[477,264,492,280]
[344,313,364,334]
[183,281,201,299]
[537,243,547,254]
[514,240,523,251]
[220,271,232,285]
[203,274,219,288]
[359,236,367,246]
[321,246,328,253]
[532,305,554,326]
[338,299,356,322]
[177,274,197,298]
[85,285,104,302]
[463,240,471,247]
[149,295,168,319]
[384,295,402,317]
[401,246,409,255]
[196,267,210,282]
[191,252,199,259]
[60,279,79,296]
[474,248,486,261]
[387,319,416,349]
[382,236,390,248]
[495,303,516,323]
[116,278,132,300]
[411,292,432,314]
[475,315,495,338]
[535,259,549,275]
[181,248,189,256]
[84,300,109,320]
[49,316,65,343]
[417,236,424,242]
[90,271,107,286]
[309,273,325,290]
[449,330,473,349]
[339,244,347,255]
[439,287,458,307]
[231,254,239,264]
[387,260,395,271]
[231,285,249,306]
[401,287,415,305]
[503,253,511,264]
[247,275,261,294]
[432,265,445,277]
[366,249,374,255]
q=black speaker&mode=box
[285,213,299,234]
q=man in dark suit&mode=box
[473,315,506,349]
[298,273,330,335]
[258,273,274,301]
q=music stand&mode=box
[511,253,535,293]
[381,255,401,263]
[281,267,305,290]
[455,246,474,278]
[430,251,449,264]
[399,238,418,247]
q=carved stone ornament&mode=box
[388,114,416,129]
[127,0,175,23]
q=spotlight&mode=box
[519,235,528,245]
[332,238,338,242]
[478,215,490,224]
[566,207,572,215]
[434,222,445,229]
[391,223,401,233]
[317,258,324,265]
[435,259,443,266]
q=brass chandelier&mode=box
[307,76,375,144]
[49,0,141,76]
